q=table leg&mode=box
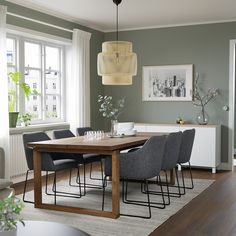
[169,168,175,185]
[33,150,42,207]
[31,149,120,218]
[112,150,120,219]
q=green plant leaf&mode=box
[8,72,22,84]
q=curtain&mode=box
[0,5,10,178]
[67,29,91,134]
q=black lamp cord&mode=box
[116,2,118,41]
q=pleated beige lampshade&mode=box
[97,41,137,85]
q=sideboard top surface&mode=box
[135,123,220,128]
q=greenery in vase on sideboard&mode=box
[98,95,125,134]
[192,73,219,125]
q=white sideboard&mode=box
[134,123,221,173]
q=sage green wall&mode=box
[104,22,236,163]
[1,0,105,130]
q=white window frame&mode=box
[6,25,71,124]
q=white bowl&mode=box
[117,122,134,132]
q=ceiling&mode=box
[7,0,236,32]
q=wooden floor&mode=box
[151,168,235,236]
[13,167,235,236]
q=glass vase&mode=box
[110,119,118,136]
[196,107,209,125]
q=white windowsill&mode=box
[10,122,70,135]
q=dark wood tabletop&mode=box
[17,221,90,236]
[27,133,151,154]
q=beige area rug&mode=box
[20,175,214,236]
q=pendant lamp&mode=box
[97,0,137,85]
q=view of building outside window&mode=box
[6,35,63,123]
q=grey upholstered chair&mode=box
[53,129,104,193]
[22,132,81,204]
[177,129,196,191]
[142,132,183,201]
[53,129,84,161]
[76,127,92,136]
[102,135,167,219]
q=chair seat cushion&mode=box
[52,153,84,164]
[53,159,78,171]
[0,179,13,190]
[83,154,103,164]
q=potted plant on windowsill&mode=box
[18,113,32,127]
[0,196,25,236]
[8,72,38,128]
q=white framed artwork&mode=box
[142,64,193,101]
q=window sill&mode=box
[10,122,70,135]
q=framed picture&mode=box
[142,64,193,101]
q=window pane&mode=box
[46,46,59,71]
[7,38,15,65]
[25,42,41,68]
[7,68,18,112]
[25,69,41,119]
[45,95,60,118]
[46,73,60,94]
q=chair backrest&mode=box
[53,129,75,139]
[119,135,166,180]
[178,129,196,164]
[53,129,84,161]
[77,127,93,136]
[22,132,54,171]
[161,132,182,171]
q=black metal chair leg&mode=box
[89,163,93,179]
[158,175,166,208]
[69,168,73,186]
[70,167,83,196]
[77,167,82,196]
[100,160,104,185]
[84,164,86,194]
[121,179,125,204]
[54,171,57,205]
[124,179,129,202]
[125,179,166,208]
[180,166,186,195]
[146,180,152,219]
[23,170,34,204]
[48,170,82,199]
[175,168,181,197]
[164,171,170,205]
[121,180,152,219]
[102,175,108,211]
[76,163,104,190]
[89,160,104,182]
[189,162,194,189]
[45,171,50,195]
[183,162,194,189]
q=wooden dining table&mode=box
[28,132,171,219]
